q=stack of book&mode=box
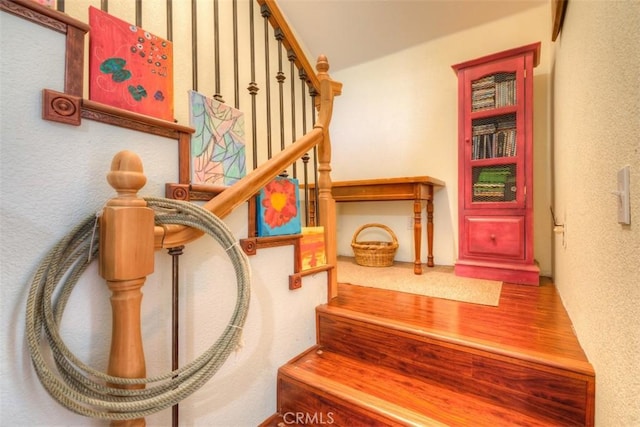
[471,76,495,111]
[472,121,516,159]
[495,73,516,107]
[471,72,516,111]
[473,167,512,199]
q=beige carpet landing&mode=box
[337,258,502,306]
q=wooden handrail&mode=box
[155,55,342,252]
[8,0,343,297]
[98,59,339,427]
[155,55,342,302]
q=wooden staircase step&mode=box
[311,281,595,426]
[261,280,594,426]
[316,297,592,425]
[275,345,559,426]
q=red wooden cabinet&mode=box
[452,43,541,285]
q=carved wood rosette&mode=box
[165,183,191,201]
[288,274,302,290]
[42,89,81,126]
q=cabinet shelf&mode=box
[470,158,517,166]
[469,105,518,120]
[452,43,540,286]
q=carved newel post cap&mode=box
[316,55,329,76]
[107,150,147,206]
[100,150,154,279]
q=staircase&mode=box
[262,275,595,426]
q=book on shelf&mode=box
[495,73,516,107]
[472,75,495,89]
[471,127,516,159]
[471,73,516,110]
[473,166,513,199]
[477,167,511,183]
[473,182,506,198]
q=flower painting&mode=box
[89,7,173,121]
[189,91,246,185]
[257,177,302,236]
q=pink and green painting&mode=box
[189,91,246,185]
[31,0,55,8]
[89,7,173,121]
[257,177,302,237]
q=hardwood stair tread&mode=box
[317,302,593,378]
[278,345,561,426]
[326,280,594,376]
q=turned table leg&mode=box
[426,195,435,268]
[413,200,423,275]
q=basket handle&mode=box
[351,223,398,245]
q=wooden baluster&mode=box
[168,245,184,427]
[301,152,310,226]
[99,150,155,427]
[309,86,320,225]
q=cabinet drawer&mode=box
[463,216,525,259]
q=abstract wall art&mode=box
[89,7,174,121]
[189,91,246,185]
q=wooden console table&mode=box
[306,176,445,274]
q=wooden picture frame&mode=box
[551,0,568,41]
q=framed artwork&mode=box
[257,177,302,237]
[300,226,326,270]
[31,0,55,8]
[189,91,246,185]
[89,7,174,121]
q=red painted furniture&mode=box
[452,43,541,285]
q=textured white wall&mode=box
[552,1,640,425]
[329,5,553,275]
[0,10,325,426]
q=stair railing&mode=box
[97,56,340,426]
[155,55,342,300]
[5,2,343,423]
[7,0,332,234]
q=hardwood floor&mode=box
[261,263,595,426]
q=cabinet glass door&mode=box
[472,163,517,203]
[464,59,525,209]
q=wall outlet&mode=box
[407,216,414,230]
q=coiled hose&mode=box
[25,197,251,421]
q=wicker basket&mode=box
[351,223,399,267]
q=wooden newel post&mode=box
[99,151,155,427]
[315,55,340,301]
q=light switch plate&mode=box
[618,166,630,224]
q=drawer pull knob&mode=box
[490,234,496,240]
